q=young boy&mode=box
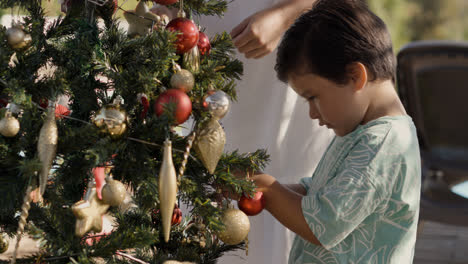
[249,0,421,263]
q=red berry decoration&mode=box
[237,191,265,216]
[171,205,182,225]
[39,98,48,109]
[166,18,199,54]
[153,0,178,5]
[197,31,211,56]
[151,204,183,226]
[0,98,8,108]
[154,89,192,125]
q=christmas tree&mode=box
[0,0,269,263]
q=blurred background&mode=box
[1,0,468,263]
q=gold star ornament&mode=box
[72,187,110,237]
[124,1,161,37]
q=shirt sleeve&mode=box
[301,132,393,250]
[299,177,313,193]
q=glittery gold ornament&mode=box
[124,1,161,37]
[183,45,200,73]
[159,139,178,242]
[0,111,20,137]
[0,234,9,254]
[37,106,58,201]
[218,208,250,245]
[93,104,128,138]
[193,119,225,174]
[72,187,110,237]
[101,177,127,206]
[170,69,195,92]
[6,25,31,50]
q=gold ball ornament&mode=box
[6,25,31,50]
[93,105,128,137]
[170,69,195,92]
[0,112,20,137]
[218,208,250,245]
[0,234,9,254]
[101,178,127,206]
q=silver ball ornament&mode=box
[203,90,230,120]
[170,69,195,92]
[6,26,31,50]
[101,178,127,206]
[0,112,20,137]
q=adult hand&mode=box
[230,6,289,59]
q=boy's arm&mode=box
[253,173,322,245]
[230,0,317,59]
[284,184,307,195]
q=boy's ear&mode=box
[346,62,367,91]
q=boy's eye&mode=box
[303,96,315,103]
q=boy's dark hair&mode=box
[275,0,395,84]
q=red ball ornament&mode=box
[237,191,265,216]
[153,0,178,5]
[197,31,211,56]
[154,89,192,125]
[166,18,199,54]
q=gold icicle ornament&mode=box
[37,106,58,201]
[193,118,225,174]
[183,45,200,73]
[159,139,178,242]
[72,186,110,237]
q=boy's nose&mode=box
[308,102,320,120]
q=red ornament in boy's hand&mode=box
[237,191,265,216]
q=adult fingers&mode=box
[253,50,271,59]
[230,17,249,39]
[245,47,268,59]
[232,24,255,48]
[237,39,261,54]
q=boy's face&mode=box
[288,72,367,137]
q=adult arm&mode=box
[231,0,317,59]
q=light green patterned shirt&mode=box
[289,115,421,264]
